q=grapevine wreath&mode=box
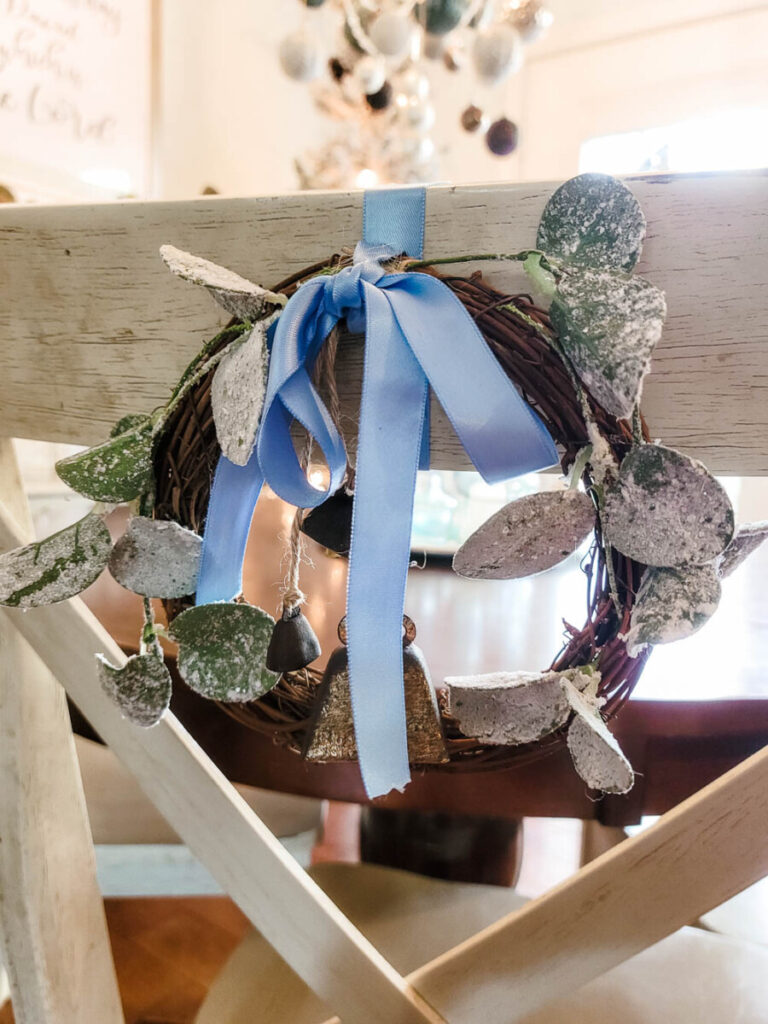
[1,173,764,797]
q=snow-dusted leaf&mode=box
[446,666,596,745]
[55,420,154,503]
[97,652,172,727]
[716,521,768,579]
[211,322,269,465]
[565,682,634,794]
[169,602,278,702]
[537,173,646,272]
[550,267,666,419]
[603,444,734,567]
[624,564,721,658]
[109,517,202,598]
[160,244,286,321]
[452,490,595,580]
[110,413,151,438]
[0,513,111,607]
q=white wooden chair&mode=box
[1,172,767,1024]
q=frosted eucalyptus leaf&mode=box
[55,420,154,503]
[550,268,666,419]
[160,244,286,321]
[110,413,151,438]
[97,652,172,727]
[446,666,596,746]
[169,602,278,702]
[716,521,768,579]
[565,683,634,794]
[211,322,269,465]
[0,513,111,607]
[624,564,721,658]
[452,490,595,580]
[109,517,202,598]
[603,445,734,567]
[537,173,646,272]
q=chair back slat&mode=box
[1,171,767,472]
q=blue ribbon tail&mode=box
[196,453,264,605]
[346,284,428,797]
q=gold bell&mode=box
[304,615,448,765]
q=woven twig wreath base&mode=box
[154,259,650,773]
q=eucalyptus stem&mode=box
[140,596,163,658]
[405,249,559,274]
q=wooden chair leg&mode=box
[579,820,627,866]
[0,440,123,1024]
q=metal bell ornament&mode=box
[304,615,448,764]
[266,606,322,673]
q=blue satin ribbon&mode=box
[197,188,558,798]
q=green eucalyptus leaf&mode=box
[97,651,172,727]
[537,173,646,272]
[550,267,666,419]
[169,602,278,702]
[624,564,721,658]
[603,444,734,567]
[56,419,154,502]
[110,413,151,439]
[0,513,112,607]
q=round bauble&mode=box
[303,0,327,6]
[421,0,468,36]
[460,103,484,133]
[486,117,519,156]
[398,68,431,101]
[365,81,394,112]
[369,11,413,57]
[279,32,322,82]
[353,55,386,95]
[472,24,523,84]
[510,0,554,44]
[405,99,436,132]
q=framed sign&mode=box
[0,0,153,201]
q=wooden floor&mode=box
[0,898,249,1024]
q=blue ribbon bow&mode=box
[196,188,558,799]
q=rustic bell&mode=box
[300,486,354,555]
[266,606,321,673]
[304,615,448,764]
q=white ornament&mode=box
[472,24,523,84]
[398,68,430,101]
[353,55,386,95]
[405,99,436,132]
[369,11,413,57]
[279,32,322,83]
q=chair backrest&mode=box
[1,171,767,472]
[1,172,767,1024]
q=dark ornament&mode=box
[329,57,347,81]
[266,606,322,673]
[304,616,448,764]
[486,117,518,156]
[303,0,327,6]
[420,0,468,36]
[460,103,484,132]
[301,486,354,555]
[366,81,393,112]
